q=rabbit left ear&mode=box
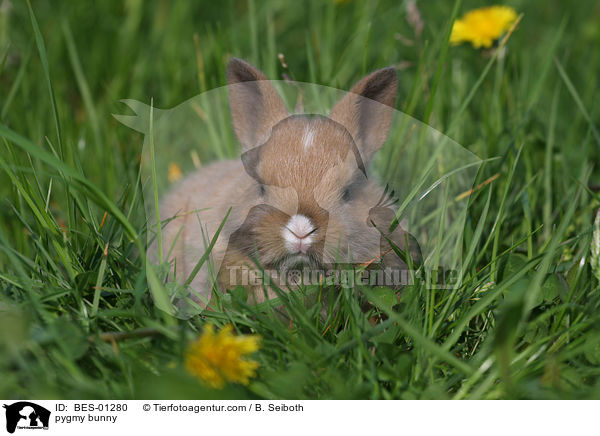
[227,58,289,150]
[329,67,398,163]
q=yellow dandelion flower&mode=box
[168,162,183,183]
[185,324,260,389]
[450,6,517,49]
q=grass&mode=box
[1,0,600,399]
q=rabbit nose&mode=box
[282,214,316,254]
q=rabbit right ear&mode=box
[330,67,398,163]
[227,58,289,150]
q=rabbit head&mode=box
[225,58,398,275]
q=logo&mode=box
[3,402,50,434]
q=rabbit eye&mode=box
[341,187,352,202]
[341,173,365,202]
[258,184,266,196]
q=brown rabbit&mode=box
[157,58,420,308]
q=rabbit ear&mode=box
[329,67,398,163]
[227,58,289,150]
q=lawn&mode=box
[1,0,600,399]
